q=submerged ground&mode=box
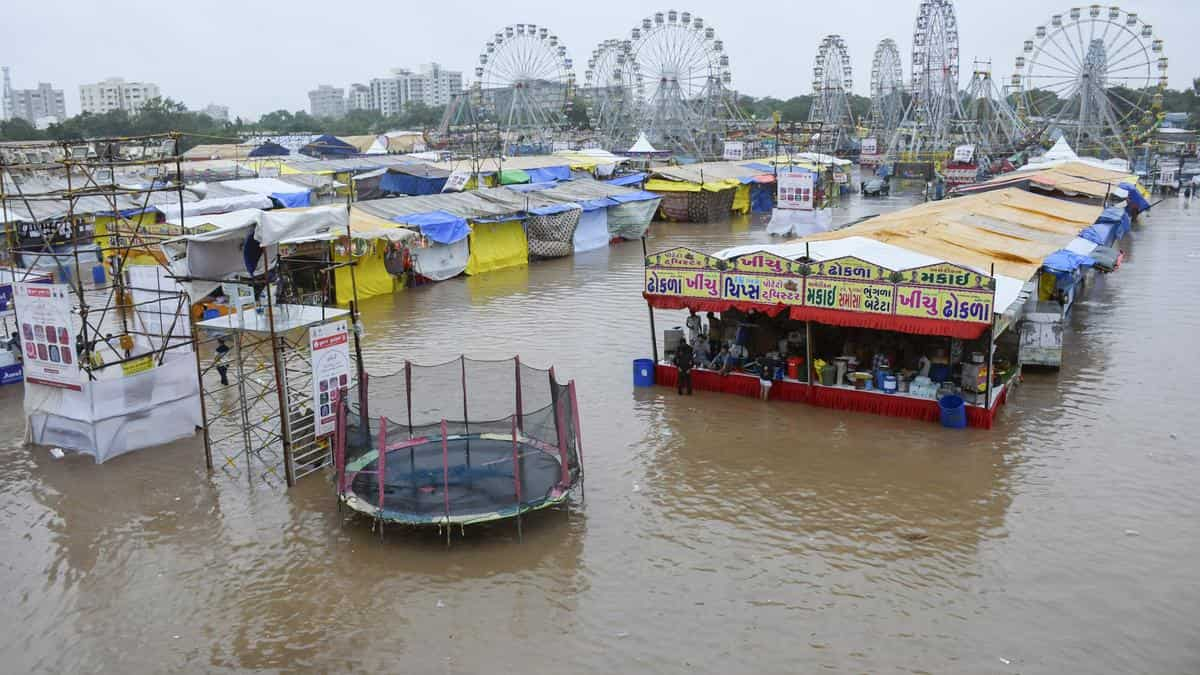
[2,192,1198,673]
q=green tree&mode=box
[0,117,43,141]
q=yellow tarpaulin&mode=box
[645,178,700,193]
[732,184,750,214]
[334,240,397,306]
[466,220,528,276]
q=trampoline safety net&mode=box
[334,356,583,526]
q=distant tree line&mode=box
[2,79,1196,149]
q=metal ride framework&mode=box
[471,23,575,150]
[1,135,200,460]
[888,0,964,163]
[1,136,193,389]
[809,34,856,152]
[962,59,1029,159]
[584,38,642,151]
[625,9,742,158]
[868,38,906,143]
[1011,5,1166,161]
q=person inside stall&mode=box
[708,344,729,371]
[758,352,779,401]
[691,332,710,367]
[672,340,695,396]
[706,312,723,348]
[728,340,748,367]
[215,337,231,386]
[685,309,702,344]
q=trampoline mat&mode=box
[348,435,563,522]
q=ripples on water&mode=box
[1,193,1198,673]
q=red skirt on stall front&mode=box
[653,364,1005,429]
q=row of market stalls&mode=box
[168,180,662,308]
[642,168,1147,428]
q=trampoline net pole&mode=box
[514,356,524,432]
[569,380,584,482]
[335,388,347,494]
[378,416,388,514]
[360,371,369,431]
[441,419,450,527]
[511,415,522,539]
[405,360,413,437]
[553,386,570,489]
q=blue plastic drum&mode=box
[633,358,656,387]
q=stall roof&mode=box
[648,160,772,187]
[182,143,258,161]
[800,187,1104,280]
[959,161,1139,200]
[428,153,621,175]
[281,155,418,175]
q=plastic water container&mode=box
[786,356,803,380]
[633,358,655,387]
[883,374,898,394]
[92,265,106,285]
[938,395,968,428]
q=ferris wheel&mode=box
[809,35,855,141]
[474,23,575,141]
[584,39,642,147]
[911,0,962,146]
[869,38,905,137]
[627,10,729,156]
[1012,5,1166,158]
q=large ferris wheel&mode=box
[625,9,735,157]
[473,23,575,143]
[809,34,856,147]
[1011,5,1166,159]
[869,39,905,139]
[584,39,642,149]
[909,0,962,152]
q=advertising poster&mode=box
[310,320,351,437]
[13,282,80,390]
[722,141,745,161]
[777,171,815,210]
[861,137,878,155]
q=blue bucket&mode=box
[938,395,968,429]
[202,308,220,320]
[633,358,655,387]
[92,265,106,285]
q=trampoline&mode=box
[334,356,583,528]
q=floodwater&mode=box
[3,191,1199,674]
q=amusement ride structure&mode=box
[583,39,642,150]
[868,38,906,143]
[808,35,857,151]
[1011,5,1166,160]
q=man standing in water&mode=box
[673,340,695,396]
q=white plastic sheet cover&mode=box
[126,265,192,352]
[412,239,469,281]
[157,193,273,221]
[257,205,348,246]
[607,198,660,239]
[24,355,201,463]
[573,208,610,253]
[766,208,833,237]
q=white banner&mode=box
[861,137,878,155]
[777,172,815,211]
[442,170,471,193]
[13,282,80,390]
[310,320,351,437]
[722,141,745,161]
[953,144,976,163]
[126,265,191,352]
[552,141,571,153]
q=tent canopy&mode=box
[299,134,359,158]
[247,141,290,157]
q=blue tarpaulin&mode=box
[1121,182,1150,212]
[578,198,617,211]
[740,162,774,173]
[248,141,289,157]
[607,173,647,187]
[270,191,311,208]
[750,184,774,213]
[528,203,580,216]
[380,171,448,196]
[391,210,470,244]
[610,190,662,204]
[1043,249,1096,278]
[506,181,560,193]
[525,166,572,183]
[300,134,358,158]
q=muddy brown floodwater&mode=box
[2,192,1199,674]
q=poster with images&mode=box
[310,320,351,437]
[777,171,815,210]
[442,170,471,192]
[722,141,745,161]
[861,137,878,155]
[12,282,80,390]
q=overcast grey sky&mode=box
[4,0,1197,119]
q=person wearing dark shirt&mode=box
[672,341,695,396]
[215,337,231,386]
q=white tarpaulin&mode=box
[25,354,201,463]
[126,265,192,352]
[157,193,273,222]
[766,208,832,237]
[573,208,610,254]
[412,239,469,281]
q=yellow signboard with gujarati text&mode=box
[804,278,896,315]
[121,355,155,377]
[644,268,723,299]
[812,256,892,282]
[900,262,993,291]
[894,286,994,322]
[644,247,722,270]
[722,273,805,305]
[725,251,804,276]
